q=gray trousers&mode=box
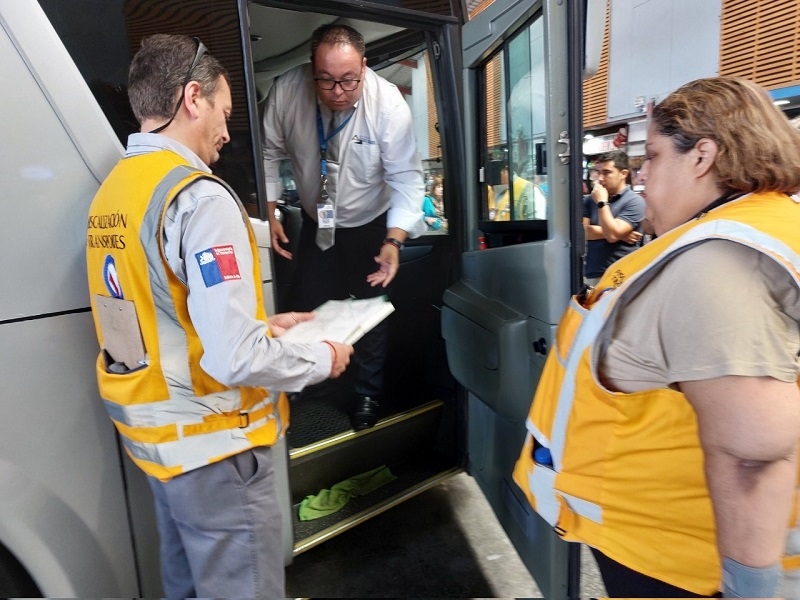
[147,445,284,599]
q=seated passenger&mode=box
[422,176,447,231]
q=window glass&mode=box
[480,14,548,243]
[376,50,447,235]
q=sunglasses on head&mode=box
[149,37,208,134]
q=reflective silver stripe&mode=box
[268,389,284,434]
[106,395,273,429]
[527,416,550,448]
[119,405,275,469]
[549,290,616,469]
[671,219,800,285]
[141,165,196,407]
[529,465,560,526]
[141,165,196,313]
[562,492,603,524]
[104,387,248,428]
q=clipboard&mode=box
[93,295,146,370]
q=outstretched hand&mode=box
[367,243,399,288]
[270,218,293,260]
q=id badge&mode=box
[317,203,335,229]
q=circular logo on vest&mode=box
[103,254,123,299]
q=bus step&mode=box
[291,461,461,556]
[289,400,444,501]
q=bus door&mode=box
[443,0,590,596]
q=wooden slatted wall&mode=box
[468,0,494,20]
[582,0,609,129]
[719,0,800,89]
[426,53,441,158]
[485,57,503,150]
[124,0,249,131]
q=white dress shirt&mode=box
[262,63,425,236]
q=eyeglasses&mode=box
[314,78,361,91]
[149,37,208,134]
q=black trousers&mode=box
[290,210,390,398]
[591,548,721,598]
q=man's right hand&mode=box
[591,181,609,204]
[326,341,354,379]
[269,218,293,260]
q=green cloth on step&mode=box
[298,465,397,521]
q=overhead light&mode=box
[774,99,790,106]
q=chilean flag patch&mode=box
[195,245,241,287]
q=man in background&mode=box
[262,23,425,430]
[582,150,645,285]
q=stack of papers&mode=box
[278,296,395,345]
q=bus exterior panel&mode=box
[0,0,157,596]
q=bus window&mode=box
[374,49,447,235]
[480,14,547,245]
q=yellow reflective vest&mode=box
[87,150,287,481]
[513,191,800,594]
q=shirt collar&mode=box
[318,100,359,120]
[125,132,211,173]
[609,185,629,203]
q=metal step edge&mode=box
[292,465,462,556]
[288,399,445,460]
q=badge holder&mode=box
[318,176,335,229]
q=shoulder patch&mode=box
[195,245,242,287]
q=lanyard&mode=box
[316,104,353,183]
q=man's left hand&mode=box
[367,243,399,288]
[268,311,314,337]
[623,230,643,245]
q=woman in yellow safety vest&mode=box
[514,77,800,598]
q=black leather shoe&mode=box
[352,396,379,431]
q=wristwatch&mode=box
[382,237,404,251]
[596,201,607,209]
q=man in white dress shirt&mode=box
[262,23,425,430]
